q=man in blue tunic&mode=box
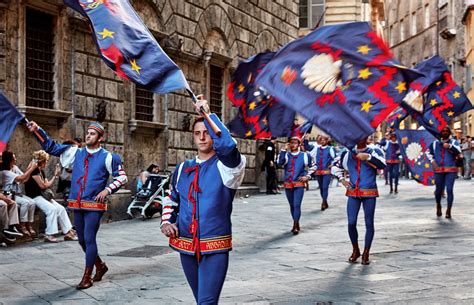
[28,121,127,289]
[426,126,462,218]
[161,96,246,304]
[332,137,386,265]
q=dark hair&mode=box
[1,151,14,170]
[146,164,159,173]
[192,116,205,131]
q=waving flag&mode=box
[0,91,25,152]
[396,130,436,186]
[227,52,295,138]
[386,107,408,129]
[64,0,189,94]
[256,22,416,148]
[404,57,473,138]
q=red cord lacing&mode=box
[184,165,202,261]
[76,153,92,208]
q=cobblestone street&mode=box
[1,178,473,304]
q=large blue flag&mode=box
[227,52,295,138]
[396,129,436,186]
[0,91,25,152]
[256,22,416,148]
[64,0,189,94]
[403,56,473,138]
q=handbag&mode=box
[39,171,55,201]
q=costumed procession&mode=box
[1,0,473,304]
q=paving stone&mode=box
[0,179,472,303]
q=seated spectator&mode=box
[137,163,160,192]
[25,150,77,243]
[1,151,37,238]
[56,138,82,202]
[0,192,21,243]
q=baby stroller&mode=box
[127,171,171,220]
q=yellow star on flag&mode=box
[414,174,420,179]
[249,102,257,110]
[360,100,372,113]
[431,180,436,185]
[429,119,434,125]
[357,45,371,55]
[262,117,268,125]
[358,68,372,80]
[447,111,454,117]
[238,84,245,92]
[395,81,407,94]
[436,81,442,86]
[424,163,430,168]
[430,99,437,106]
[97,28,115,39]
[245,131,252,137]
[453,91,461,99]
[130,59,141,74]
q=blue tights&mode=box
[180,253,229,305]
[316,174,331,200]
[285,187,305,221]
[434,172,456,208]
[74,210,104,268]
[387,163,400,189]
[347,197,376,249]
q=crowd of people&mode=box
[0,148,78,246]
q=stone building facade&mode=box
[463,0,474,137]
[0,0,299,191]
[385,0,470,135]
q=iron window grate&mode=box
[135,85,154,122]
[209,65,223,118]
[25,8,55,109]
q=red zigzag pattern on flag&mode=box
[432,72,456,131]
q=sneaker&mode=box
[1,231,17,242]
[4,227,23,237]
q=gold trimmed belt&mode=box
[283,181,306,189]
[346,188,379,197]
[68,200,107,211]
[386,160,401,164]
[169,235,232,254]
[434,167,457,173]
[315,169,331,175]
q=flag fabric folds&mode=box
[403,56,473,138]
[256,22,411,148]
[64,0,189,94]
[385,107,408,129]
[396,130,436,186]
[0,91,25,152]
[227,52,295,139]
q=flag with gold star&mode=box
[64,0,189,94]
[405,56,473,138]
[255,22,416,148]
[396,130,436,186]
[227,52,295,139]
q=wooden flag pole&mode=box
[186,89,222,137]
[23,118,44,142]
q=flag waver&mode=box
[64,0,189,94]
[0,91,25,152]
[255,22,416,148]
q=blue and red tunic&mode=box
[161,114,246,258]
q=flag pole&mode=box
[186,89,222,137]
[23,118,45,142]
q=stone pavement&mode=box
[1,178,473,305]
